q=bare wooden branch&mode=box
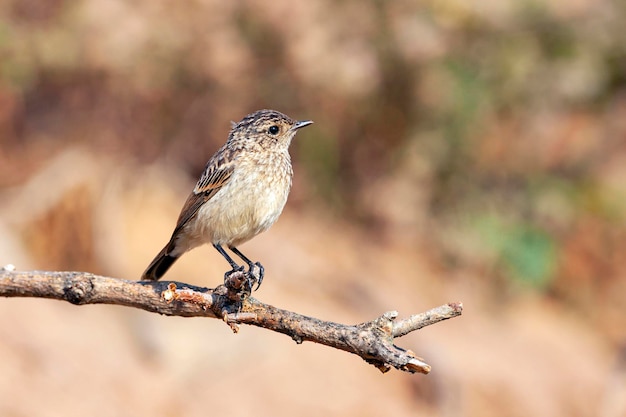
[0,267,462,374]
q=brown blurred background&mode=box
[1,0,626,416]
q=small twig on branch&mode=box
[0,267,462,374]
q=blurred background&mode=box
[1,0,626,415]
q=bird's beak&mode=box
[291,120,314,131]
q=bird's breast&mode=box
[194,151,293,246]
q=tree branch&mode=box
[0,267,462,374]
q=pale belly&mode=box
[175,161,291,253]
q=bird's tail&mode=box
[141,245,179,281]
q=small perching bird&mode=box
[141,109,313,289]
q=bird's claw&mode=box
[222,263,264,293]
[247,262,265,291]
[223,265,246,282]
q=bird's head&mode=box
[229,109,313,152]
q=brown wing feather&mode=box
[171,147,236,236]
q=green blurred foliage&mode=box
[476,214,557,289]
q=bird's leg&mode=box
[229,246,264,290]
[213,244,245,279]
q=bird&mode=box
[141,109,313,289]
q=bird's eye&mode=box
[268,125,280,135]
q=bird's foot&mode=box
[223,266,251,301]
[247,262,265,291]
[225,265,245,276]
[223,265,246,287]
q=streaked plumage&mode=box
[141,109,313,287]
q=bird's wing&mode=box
[172,147,236,235]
